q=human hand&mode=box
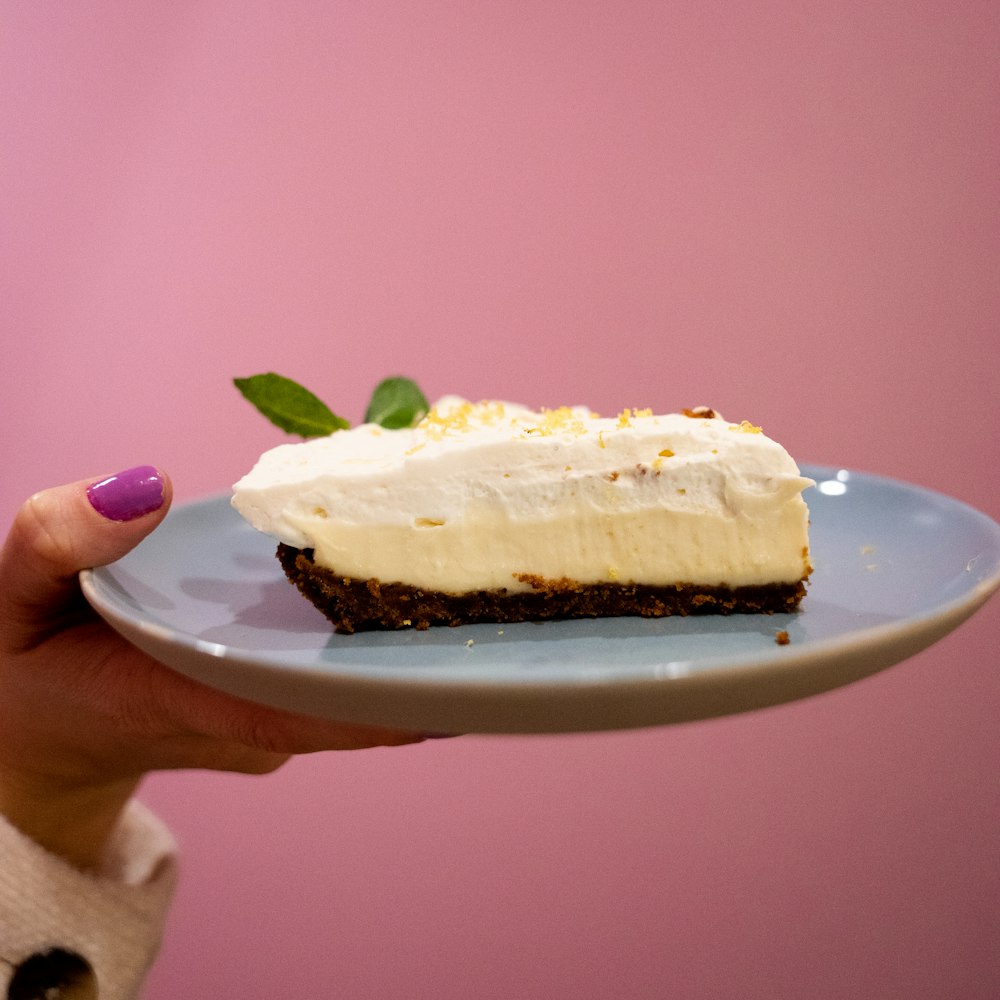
[0,467,427,870]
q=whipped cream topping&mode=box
[232,398,813,593]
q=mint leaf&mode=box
[234,373,350,438]
[364,377,429,429]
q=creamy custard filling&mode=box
[286,507,811,593]
[232,398,813,593]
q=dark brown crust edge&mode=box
[277,544,808,635]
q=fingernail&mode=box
[87,465,164,522]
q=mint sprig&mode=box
[234,372,428,438]
[364,376,429,429]
[234,373,350,438]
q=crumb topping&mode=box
[652,447,677,472]
[522,406,590,438]
[616,407,653,428]
[420,400,508,439]
[417,401,737,450]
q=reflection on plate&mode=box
[80,466,1000,734]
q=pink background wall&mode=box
[3,2,998,997]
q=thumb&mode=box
[0,466,171,650]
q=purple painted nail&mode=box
[87,465,164,522]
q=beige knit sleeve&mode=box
[0,799,177,1000]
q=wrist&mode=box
[0,769,138,871]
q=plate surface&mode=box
[80,466,1000,733]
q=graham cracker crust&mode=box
[277,544,807,635]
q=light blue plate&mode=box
[80,466,1000,733]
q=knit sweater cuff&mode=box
[0,799,177,999]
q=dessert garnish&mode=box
[234,373,428,436]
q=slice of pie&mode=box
[232,398,813,633]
